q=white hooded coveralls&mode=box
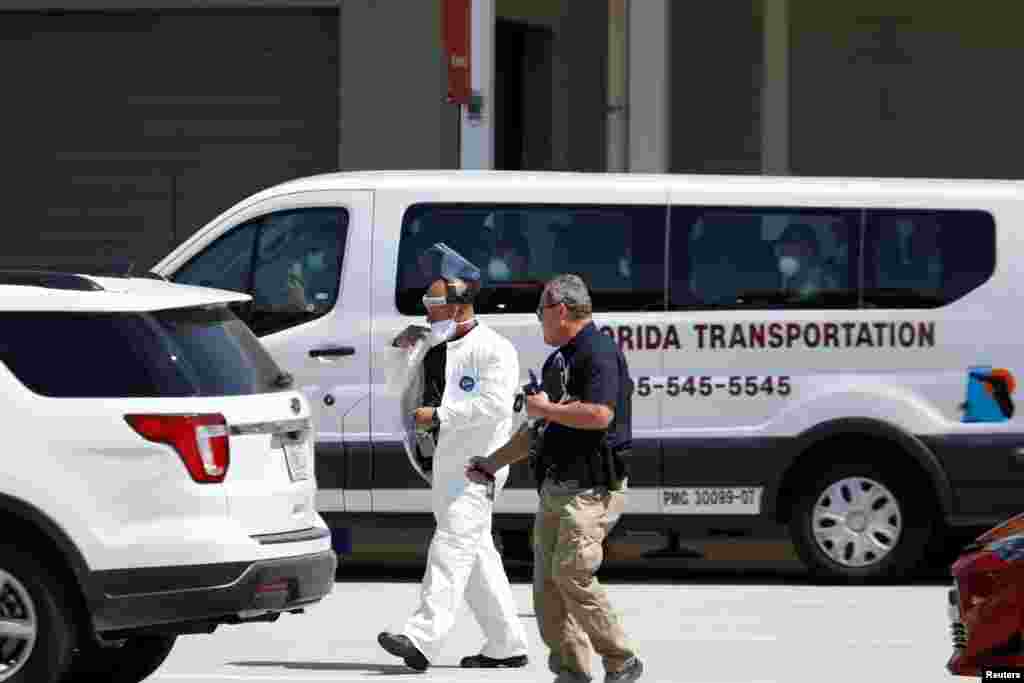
[401,321,529,664]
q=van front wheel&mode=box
[789,463,934,582]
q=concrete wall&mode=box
[6,1,457,174]
[339,0,458,170]
[14,1,1024,178]
[562,0,608,172]
[0,8,340,271]
[790,0,1024,178]
[670,1,763,174]
[546,0,608,172]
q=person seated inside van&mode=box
[283,244,337,313]
[487,228,530,282]
[874,219,945,298]
[774,223,837,299]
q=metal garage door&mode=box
[0,10,339,272]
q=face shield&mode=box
[422,242,482,304]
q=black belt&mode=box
[542,444,630,490]
[545,462,607,489]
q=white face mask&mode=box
[778,256,800,278]
[488,258,511,281]
[429,318,457,343]
[428,316,475,344]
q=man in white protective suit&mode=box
[378,243,530,672]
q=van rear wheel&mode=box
[789,463,935,582]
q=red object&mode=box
[442,0,472,105]
[255,579,290,594]
[125,414,230,484]
[947,512,1024,676]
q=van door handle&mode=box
[309,346,355,358]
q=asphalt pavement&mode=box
[150,560,962,683]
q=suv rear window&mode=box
[0,306,288,398]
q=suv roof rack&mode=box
[0,270,105,292]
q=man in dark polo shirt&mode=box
[467,274,643,683]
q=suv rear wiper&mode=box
[272,372,294,389]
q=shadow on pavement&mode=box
[231,660,461,673]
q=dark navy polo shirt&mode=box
[539,321,633,481]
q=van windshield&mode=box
[0,306,288,398]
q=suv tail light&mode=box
[125,414,230,483]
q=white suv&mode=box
[0,270,336,683]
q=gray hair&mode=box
[544,273,592,320]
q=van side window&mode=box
[172,220,259,294]
[669,207,860,309]
[863,209,995,308]
[172,208,349,336]
[395,204,667,314]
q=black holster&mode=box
[589,440,630,491]
[528,423,547,493]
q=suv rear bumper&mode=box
[88,550,337,635]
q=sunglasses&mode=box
[535,301,561,321]
[421,295,448,309]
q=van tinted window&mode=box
[173,208,349,337]
[0,306,287,398]
[863,209,996,308]
[669,207,861,309]
[395,204,667,315]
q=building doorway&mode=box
[495,19,555,170]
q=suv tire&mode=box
[789,462,935,582]
[0,545,75,683]
[64,634,177,682]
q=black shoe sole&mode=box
[403,656,429,672]
[460,655,528,668]
[377,633,429,672]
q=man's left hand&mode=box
[413,407,436,427]
[525,391,551,419]
[466,456,496,484]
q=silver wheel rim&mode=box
[0,570,37,681]
[811,476,902,568]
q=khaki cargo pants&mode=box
[533,479,635,679]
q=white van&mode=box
[152,170,1018,581]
